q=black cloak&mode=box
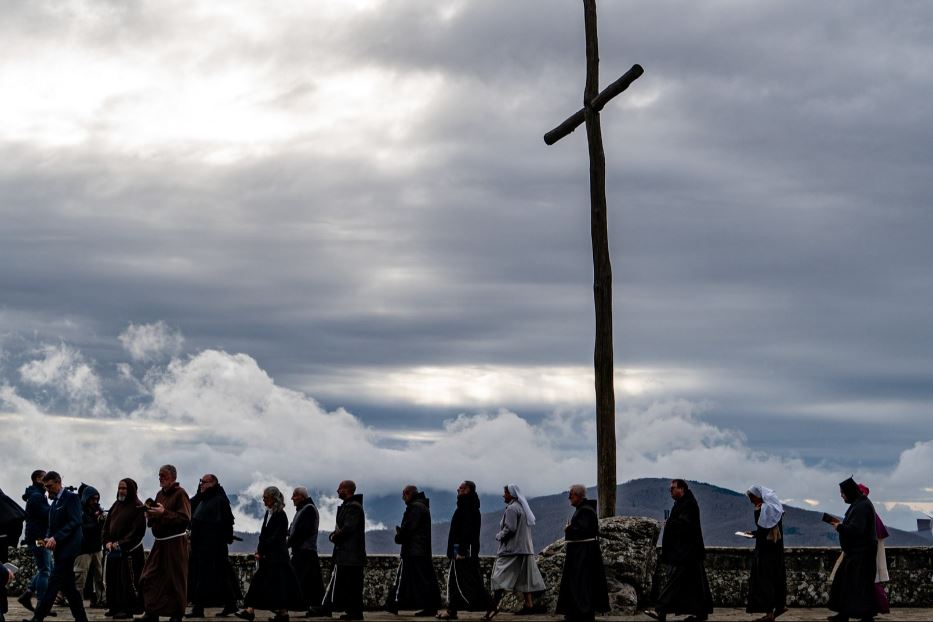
[556,499,609,619]
[745,509,786,614]
[444,491,490,613]
[828,480,878,620]
[188,484,241,608]
[656,488,713,617]
[386,493,441,612]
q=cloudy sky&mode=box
[2,0,932,531]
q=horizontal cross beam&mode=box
[543,63,644,145]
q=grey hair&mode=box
[263,486,286,512]
[293,486,309,499]
[159,464,177,479]
[569,484,587,498]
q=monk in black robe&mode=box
[556,485,608,622]
[385,486,441,616]
[827,477,878,622]
[440,481,489,620]
[322,481,366,621]
[187,474,240,617]
[744,485,786,622]
[646,479,712,622]
[102,478,147,619]
[139,465,191,622]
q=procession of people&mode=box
[0,470,899,622]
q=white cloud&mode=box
[18,343,106,415]
[119,321,185,362]
[1,339,931,532]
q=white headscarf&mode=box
[506,484,536,526]
[747,484,784,529]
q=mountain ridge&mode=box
[223,478,931,553]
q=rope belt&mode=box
[153,532,187,542]
[567,537,599,543]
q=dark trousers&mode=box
[35,555,88,622]
[322,565,363,616]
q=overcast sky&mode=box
[1,0,932,531]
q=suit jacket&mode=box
[47,489,83,561]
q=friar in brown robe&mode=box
[138,465,191,622]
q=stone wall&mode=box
[670,546,933,608]
[7,545,932,610]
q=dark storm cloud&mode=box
[1,0,933,482]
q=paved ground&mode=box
[6,604,933,622]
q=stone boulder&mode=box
[535,515,661,614]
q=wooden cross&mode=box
[543,0,643,519]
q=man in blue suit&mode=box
[25,472,88,622]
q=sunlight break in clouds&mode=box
[0,1,443,167]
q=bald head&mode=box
[337,480,356,500]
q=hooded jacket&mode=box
[79,484,104,554]
[446,491,481,559]
[394,491,432,558]
[190,484,235,547]
[660,488,706,565]
[23,482,50,541]
[331,494,366,566]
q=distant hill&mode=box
[223,478,931,554]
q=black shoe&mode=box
[169,617,183,622]
[338,615,363,621]
[135,615,159,622]
[269,615,289,622]
[18,593,36,613]
[413,612,437,618]
[216,608,238,618]
[113,614,133,620]
[234,612,255,622]
[514,608,534,617]
[46,614,57,618]
[304,610,328,619]
[185,610,205,619]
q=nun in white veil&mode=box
[485,484,546,619]
[745,485,787,622]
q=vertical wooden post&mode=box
[582,0,616,518]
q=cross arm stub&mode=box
[543,63,644,146]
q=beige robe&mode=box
[139,483,191,616]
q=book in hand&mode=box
[821,512,840,524]
[2,562,17,574]
[734,531,754,539]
